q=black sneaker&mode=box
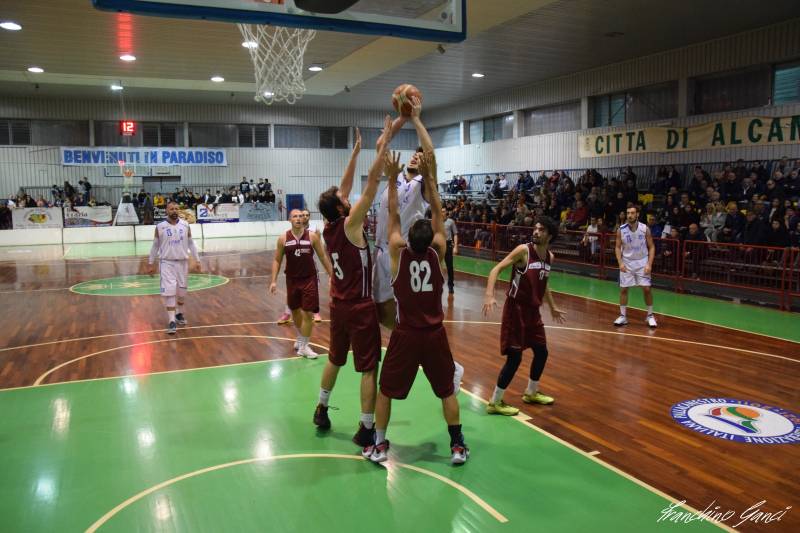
[352,422,375,447]
[313,404,331,430]
[175,313,186,326]
[167,321,177,335]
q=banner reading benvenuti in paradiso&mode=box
[578,115,800,158]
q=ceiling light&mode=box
[263,91,274,97]
[308,65,323,72]
[27,67,44,74]
[110,84,124,91]
[242,41,258,49]
[120,54,136,62]
[0,21,22,31]
[471,72,485,78]
[210,76,224,82]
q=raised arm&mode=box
[269,234,285,295]
[408,96,435,204]
[376,116,407,152]
[339,127,361,200]
[482,244,529,316]
[311,231,333,279]
[418,151,445,257]
[385,151,406,277]
[345,115,393,236]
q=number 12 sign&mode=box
[119,120,136,136]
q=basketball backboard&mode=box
[92,0,466,42]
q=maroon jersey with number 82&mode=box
[323,218,372,301]
[391,247,444,329]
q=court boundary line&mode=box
[455,266,800,345]
[84,454,507,532]
[32,335,330,386]
[458,388,735,533]
[68,273,230,297]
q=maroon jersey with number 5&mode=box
[507,244,551,309]
[323,217,372,301]
[391,246,444,329]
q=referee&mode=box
[442,207,458,294]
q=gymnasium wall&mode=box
[1,19,799,197]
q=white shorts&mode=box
[160,260,188,296]
[372,247,394,303]
[619,262,651,288]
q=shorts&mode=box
[286,275,319,313]
[372,247,394,303]
[500,299,547,354]
[329,298,382,372]
[619,262,651,287]
[380,325,455,400]
[160,260,188,297]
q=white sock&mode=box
[284,305,291,314]
[375,429,386,445]
[168,309,176,322]
[620,305,627,317]
[647,305,653,315]
[491,386,505,404]
[176,305,182,315]
[297,335,308,349]
[319,388,330,407]
[360,412,374,429]
[526,380,539,395]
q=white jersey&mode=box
[375,173,428,250]
[155,219,192,261]
[619,222,649,266]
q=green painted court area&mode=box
[70,274,228,296]
[0,358,720,533]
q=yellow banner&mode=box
[578,115,800,158]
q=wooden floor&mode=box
[1,245,798,532]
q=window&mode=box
[189,123,238,147]
[254,125,269,147]
[469,114,513,143]
[274,125,321,148]
[360,127,417,150]
[593,83,678,126]
[0,120,32,145]
[141,123,178,147]
[429,124,460,147]
[774,61,800,104]
[319,127,348,149]
[523,102,580,135]
[691,68,770,115]
[238,125,253,147]
[142,124,159,146]
[0,120,87,145]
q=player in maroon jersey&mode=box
[313,119,394,447]
[269,208,332,358]
[364,151,469,465]
[482,216,566,416]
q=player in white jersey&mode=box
[373,97,433,329]
[147,201,202,334]
[614,205,657,328]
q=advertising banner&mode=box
[578,115,800,158]
[239,202,279,222]
[11,207,63,229]
[63,206,113,227]
[61,147,227,166]
[196,203,239,223]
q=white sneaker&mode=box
[293,339,299,351]
[613,315,628,326]
[450,444,470,465]
[453,361,465,395]
[646,314,658,328]
[297,344,318,359]
[369,440,390,463]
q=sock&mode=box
[525,379,539,395]
[447,424,463,446]
[375,429,386,445]
[297,335,308,349]
[168,309,176,322]
[647,305,653,315]
[491,385,505,404]
[176,305,183,316]
[620,305,627,317]
[319,388,330,407]
[360,413,374,429]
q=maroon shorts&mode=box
[500,299,547,354]
[329,297,381,373]
[380,324,455,400]
[287,275,319,313]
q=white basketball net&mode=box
[238,24,316,105]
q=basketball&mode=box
[392,84,422,116]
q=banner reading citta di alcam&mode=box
[60,147,227,166]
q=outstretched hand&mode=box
[352,127,361,154]
[417,150,437,181]
[384,151,404,180]
[410,95,423,119]
[377,115,393,151]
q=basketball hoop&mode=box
[238,23,316,105]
